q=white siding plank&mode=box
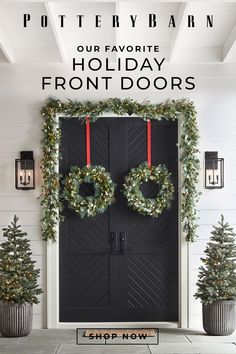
[0,225,41,240]
[0,211,41,226]
[0,124,41,139]
[0,196,40,211]
[0,138,40,152]
[32,255,46,271]
[199,121,236,137]
[197,209,236,225]
[32,314,46,329]
[0,238,45,255]
[34,295,46,316]
[198,194,236,210]
[190,240,209,255]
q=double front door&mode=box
[59,117,178,322]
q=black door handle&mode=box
[110,232,118,255]
[120,232,126,255]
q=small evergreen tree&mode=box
[195,215,236,304]
[0,215,42,304]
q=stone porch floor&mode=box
[0,328,236,354]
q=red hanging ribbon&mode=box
[86,116,91,166]
[147,119,152,168]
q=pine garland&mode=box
[40,97,199,242]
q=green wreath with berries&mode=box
[123,163,174,217]
[63,165,115,218]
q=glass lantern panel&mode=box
[16,159,34,189]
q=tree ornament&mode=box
[123,163,174,217]
[63,165,115,218]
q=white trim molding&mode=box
[47,116,189,329]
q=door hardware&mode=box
[120,232,126,255]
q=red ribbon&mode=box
[147,119,152,168]
[86,116,91,166]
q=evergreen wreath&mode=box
[63,165,115,217]
[41,97,199,242]
[123,163,174,217]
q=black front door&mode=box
[59,117,178,322]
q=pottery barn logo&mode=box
[76,328,159,345]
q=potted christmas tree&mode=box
[195,215,236,335]
[0,215,42,337]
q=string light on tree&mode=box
[0,216,42,304]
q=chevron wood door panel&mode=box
[127,254,171,309]
[116,118,178,321]
[59,117,178,322]
[67,254,110,307]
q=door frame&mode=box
[46,114,189,329]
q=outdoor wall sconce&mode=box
[15,151,35,190]
[205,151,224,189]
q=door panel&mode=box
[59,119,119,322]
[59,117,178,322]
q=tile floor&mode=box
[0,328,236,354]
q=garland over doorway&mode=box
[40,98,200,242]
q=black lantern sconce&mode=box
[205,151,224,189]
[15,151,35,190]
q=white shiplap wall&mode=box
[0,63,235,328]
[189,103,236,328]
